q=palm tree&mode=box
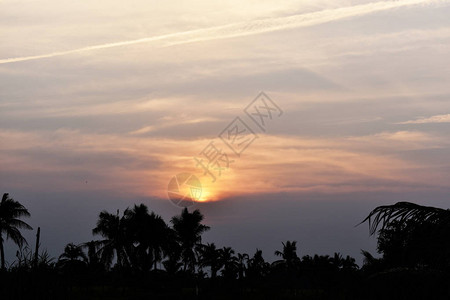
[162,227,182,275]
[123,204,150,270]
[146,212,170,270]
[197,243,222,278]
[0,193,32,270]
[360,202,450,235]
[171,208,210,272]
[220,246,238,279]
[58,243,87,271]
[82,240,101,265]
[330,252,358,270]
[342,255,358,270]
[361,202,450,268]
[274,240,300,271]
[59,243,87,262]
[92,209,129,269]
[247,249,269,279]
[236,252,249,279]
[124,204,170,271]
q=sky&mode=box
[1,0,450,266]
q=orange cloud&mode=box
[1,128,448,204]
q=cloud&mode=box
[0,0,435,65]
[2,128,449,203]
[129,117,221,135]
[345,130,445,150]
[398,114,450,124]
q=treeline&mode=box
[1,193,450,299]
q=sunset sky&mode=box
[1,0,450,264]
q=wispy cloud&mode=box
[2,128,448,201]
[0,0,435,65]
[398,114,450,124]
[129,117,220,135]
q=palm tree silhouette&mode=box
[92,209,129,269]
[58,243,87,271]
[236,252,249,279]
[123,204,169,271]
[147,212,170,270]
[220,246,238,279]
[197,243,222,278]
[82,240,103,270]
[171,208,210,273]
[361,202,450,235]
[274,240,300,271]
[162,227,182,275]
[0,193,32,270]
[247,249,269,278]
[361,202,450,268]
[82,240,100,264]
[59,243,87,262]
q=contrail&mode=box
[0,0,434,65]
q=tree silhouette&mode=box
[236,252,249,279]
[59,243,87,262]
[341,254,358,270]
[274,240,300,272]
[123,204,169,271]
[0,193,32,270]
[58,243,87,271]
[162,227,182,275]
[362,202,450,268]
[92,209,129,269]
[82,240,101,265]
[361,202,450,235]
[147,211,170,270]
[247,249,269,279]
[220,246,238,279]
[171,208,210,273]
[197,243,222,278]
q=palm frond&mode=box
[359,202,450,235]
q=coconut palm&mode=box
[82,240,101,265]
[146,212,170,270]
[171,208,210,272]
[341,255,358,270]
[0,193,32,270]
[197,243,222,278]
[162,227,182,275]
[236,252,249,279]
[92,209,129,269]
[124,204,170,271]
[361,202,450,268]
[361,202,450,235]
[59,243,87,262]
[247,249,269,279]
[58,243,87,271]
[220,246,238,279]
[274,240,300,271]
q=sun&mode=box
[196,184,222,202]
[197,188,212,202]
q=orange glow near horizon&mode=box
[1,128,448,204]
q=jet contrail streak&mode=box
[0,0,434,65]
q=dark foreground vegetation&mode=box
[1,193,450,299]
